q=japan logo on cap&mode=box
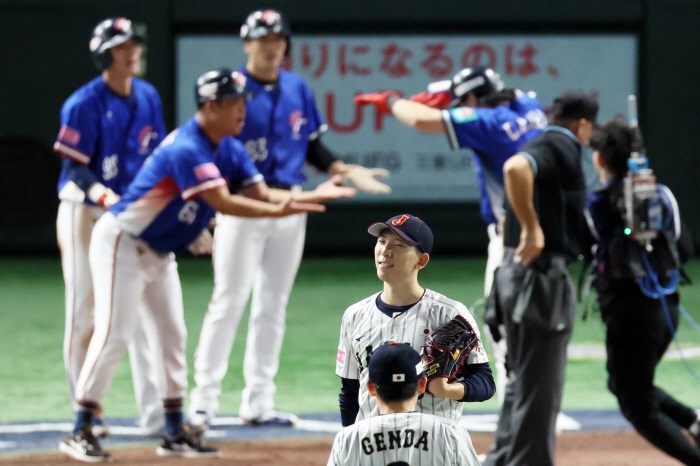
[392,374,405,382]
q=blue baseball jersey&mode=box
[110,117,264,254]
[236,67,325,187]
[441,91,546,224]
[54,76,166,203]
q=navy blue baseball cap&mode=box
[368,214,433,255]
[368,342,424,385]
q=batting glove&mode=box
[409,91,452,110]
[354,91,401,114]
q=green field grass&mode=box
[1,255,700,422]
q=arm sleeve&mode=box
[62,157,100,193]
[457,362,496,402]
[306,138,338,173]
[339,377,361,427]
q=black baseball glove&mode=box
[421,315,478,382]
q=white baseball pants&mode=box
[75,212,186,410]
[57,201,162,428]
[190,212,307,420]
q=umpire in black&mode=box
[482,90,597,466]
[586,116,700,465]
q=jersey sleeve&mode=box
[336,310,360,379]
[302,81,327,141]
[151,91,167,147]
[172,148,227,201]
[53,98,100,165]
[441,107,503,152]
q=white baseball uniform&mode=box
[327,411,481,466]
[190,66,325,421]
[336,289,489,422]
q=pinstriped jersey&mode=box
[327,411,481,466]
[336,289,488,422]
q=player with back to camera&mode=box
[188,8,390,429]
[585,115,700,466]
[335,214,495,427]
[58,67,355,463]
[354,67,546,403]
[327,342,482,466]
[54,16,169,438]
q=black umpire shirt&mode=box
[502,126,586,261]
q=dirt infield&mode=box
[0,431,688,466]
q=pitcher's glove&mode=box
[421,315,478,383]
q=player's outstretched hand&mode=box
[314,174,358,201]
[341,165,392,194]
[409,91,452,110]
[276,198,326,217]
[354,91,401,114]
[188,228,213,255]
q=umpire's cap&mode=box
[369,342,424,385]
[368,214,434,255]
[428,66,505,109]
[195,69,249,106]
[90,17,144,72]
[240,9,291,56]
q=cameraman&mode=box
[586,115,700,465]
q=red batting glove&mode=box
[354,91,400,114]
[409,91,452,110]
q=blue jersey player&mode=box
[188,8,388,429]
[54,16,166,438]
[58,68,354,463]
[355,67,547,404]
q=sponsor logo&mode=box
[451,107,478,123]
[336,349,345,364]
[58,125,81,146]
[193,163,220,181]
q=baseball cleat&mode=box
[242,410,298,426]
[187,410,211,433]
[156,424,221,458]
[91,418,110,439]
[58,427,112,463]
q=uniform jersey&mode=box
[236,67,325,187]
[54,76,166,203]
[336,289,489,422]
[327,411,481,466]
[110,117,263,253]
[441,91,546,224]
